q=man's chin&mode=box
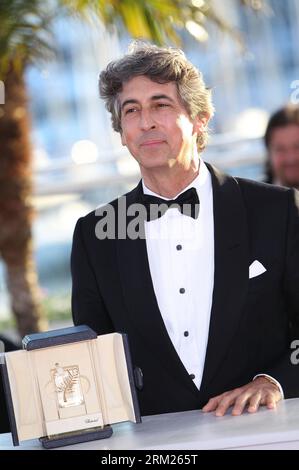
[139,156,170,169]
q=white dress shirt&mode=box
[142,159,284,397]
[143,160,214,389]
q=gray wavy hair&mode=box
[99,42,214,152]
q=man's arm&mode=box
[203,188,299,416]
[283,188,299,341]
[261,188,299,395]
[71,217,114,334]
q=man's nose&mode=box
[139,109,156,131]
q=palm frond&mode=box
[0,0,269,76]
[0,0,55,75]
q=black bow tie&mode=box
[141,187,200,221]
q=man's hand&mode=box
[202,377,282,417]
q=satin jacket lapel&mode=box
[116,181,199,395]
[200,163,249,393]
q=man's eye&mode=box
[157,103,169,108]
[125,108,137,115]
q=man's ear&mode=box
[193,114,209,134]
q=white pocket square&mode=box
[249,260,267,279]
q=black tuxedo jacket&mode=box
[71,163,299,416]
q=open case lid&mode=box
[0,325,141,445]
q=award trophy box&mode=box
[0,325,142,448]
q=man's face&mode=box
[269,124,299,188]
[118,76,204,172]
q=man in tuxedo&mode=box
[71,43,299,417]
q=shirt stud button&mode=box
[179,288,185,294]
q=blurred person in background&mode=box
[264,104,299,190]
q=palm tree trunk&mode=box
[0,66,48,338]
